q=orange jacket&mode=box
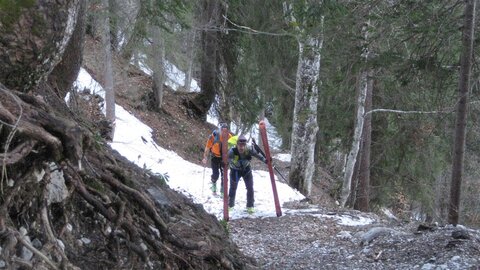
[205,132,232,157]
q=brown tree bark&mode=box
[100,0,116,138]
[448,0,476,225]
[0,0,82,92]
[151,25,166,110]
[187,0,222,121]
[354,71,373,211]
[120,2,146,61]
[48,0,87,98]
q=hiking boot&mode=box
[246,207,255,214]
[210,182,217,193]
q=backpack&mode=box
[228,135,238,149]
[212,130,220,144]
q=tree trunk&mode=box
[183,29,197,92]
[341,20,370,207]
[347,145,361,207]
[189,0,221,120]
[218,23,238,126]
[448,0,476,225]
[0,0,82,92]
[151,25,166,110]
[48,0,87,98]
[341,71,367,207]
[101,0,116,138]
[289,33,323,196]
[354,70,373,211]
[120,2,145,61]
[108,0,122,51]
[283,3,323,196]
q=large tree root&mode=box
[0,84,255,269]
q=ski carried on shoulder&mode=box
[258,120,282,217]
[221,125,230,221]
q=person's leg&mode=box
[210,157,221,182]
[210,157,221,192]
[228,170,239,207]
[219,162,224,193]
[243,170,254,208]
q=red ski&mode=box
[221,126,230,221]
[259,120,282,217]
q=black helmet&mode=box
[237,135,247,145]
[219,122,228,129]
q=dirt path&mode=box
[230,204,480,270]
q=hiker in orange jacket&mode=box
[202,123,232,194]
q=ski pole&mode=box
[253,138,287,182]
[202,165,206,197]
[252,138,266,159]
[273,166,288,183]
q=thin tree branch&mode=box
[221,15,294,37]
[365,108,453,116]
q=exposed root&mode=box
[0,84,253,269]
[0,140,37,165]
[65,168,161,263]
[15,230,60,270]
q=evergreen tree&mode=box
[448,0,476,225]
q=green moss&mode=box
[84,177,105,193]
[219,219,230,234]
[116,173,135,188]
[30,11,47,36]
[0,0,36,28]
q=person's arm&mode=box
[250,145,267,163]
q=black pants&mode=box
[211,156,224,190]
[228,168,254,208]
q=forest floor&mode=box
[83,38,480,269]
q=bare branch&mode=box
[365,108,453,116]
[222,15,294,37]
[364,97,480,117]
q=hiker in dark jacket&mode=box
[228,135,266,214]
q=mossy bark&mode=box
[0,0,82,92]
